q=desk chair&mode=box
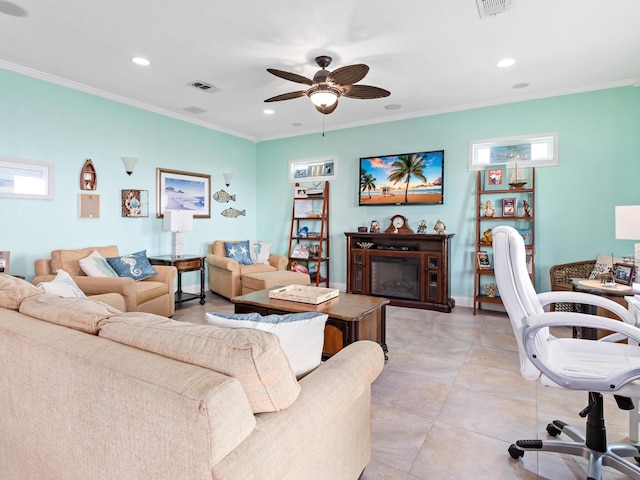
[492,225,640,479]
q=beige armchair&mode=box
[33,245,177,317]
[206,240,288,299]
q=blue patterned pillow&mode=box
[224,240,253,265]
[106,250,158,281]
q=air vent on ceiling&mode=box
[188,81,219,93]
[183,106,207,114]
[476,0,511,18]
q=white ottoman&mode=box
[241,271,311,294]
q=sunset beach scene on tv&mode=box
[359,150,444,206]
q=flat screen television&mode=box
[359,150,444,206]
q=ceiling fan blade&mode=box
[315,100,339,115]
[342,84,390,99]
[266,68,314,86]
[328,64,369,86]
[264,91,307,102]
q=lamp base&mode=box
[171,231,184,257]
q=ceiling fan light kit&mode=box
[265,55,389,115]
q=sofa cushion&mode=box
[0,274,44,310]
[224,241,253,265]
[107,250,158,281]
[79,250,118,277]
[19,294,122,334]
[250,241,273,265]
[51,246,120,276]
[98,312,300,413]
[205,311,328,377]
[37,269,87,298]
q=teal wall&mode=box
[2,66,639,303]
[257,86,640,301]
[0,68,258,279]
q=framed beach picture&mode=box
[484,165,506,190]
[156,168,211,218]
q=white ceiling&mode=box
[1,0,639,142]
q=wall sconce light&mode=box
[223,172,233,187]
[163,210,194,257]
[121,156,138,175]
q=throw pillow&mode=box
[37,269,87,298]
[205,311,328,377]
[79,250,118,277]
[589,253,624,279]
[106,250,157,281]
[250,240,273,265]
[224,240,253,265]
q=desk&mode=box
[571,278,633,339]
[232,288,389,359]
[148,255,206,305]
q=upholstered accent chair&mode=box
[206,241,288,299]
[33,246,177,317]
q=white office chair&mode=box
[492,225,640,479]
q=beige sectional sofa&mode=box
[0,274,383,480]
[33,245,177,317]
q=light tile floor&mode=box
[173,293,635,480]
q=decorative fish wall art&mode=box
[221,208,246,218]
[213,190,236,203]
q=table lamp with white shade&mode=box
[163,210,193,257]
[615,205,640,292]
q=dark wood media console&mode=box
[345,232,454,312]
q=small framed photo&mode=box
[476,251,491,270]
[502,198,516,217]
[614,263,635,285]
[0,251,10,274]
[484,165,506,190]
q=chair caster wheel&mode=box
[508,444,524,459]
[546,423,561,437]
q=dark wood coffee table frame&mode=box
[231,289,389,359]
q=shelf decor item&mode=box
[508,163,528,189]
[484,165,506,190]
[502,198,516,217]
[80,158,97,190]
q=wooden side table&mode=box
[148,255,205,305]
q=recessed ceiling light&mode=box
[496,58,515,68]
[263,109,275,115]
[512,82,530,89]
[131,57,151,66]
[384,104,402,110]
[292,122,303,127]
[0,1,28,17]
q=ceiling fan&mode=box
[264,55,390,114]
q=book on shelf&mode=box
[476,251,491,270]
